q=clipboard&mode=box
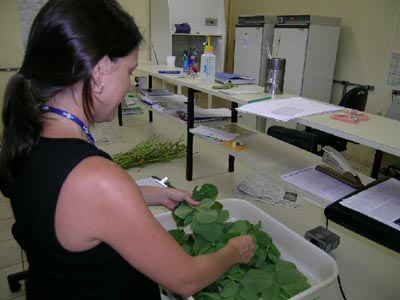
[324,176,400,253]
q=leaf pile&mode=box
[170,183,311,300]
[112,134,186,169]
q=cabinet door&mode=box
[272,27,308,96]
[234,26,263,83]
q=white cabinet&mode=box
[150,0,226,72]
[272,16,341,102]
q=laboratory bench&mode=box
[134,61,400,183]
[98,112,400,300]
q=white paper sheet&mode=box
[340,178,400,231]
[281,166,356,203]
[136,177,168,188]
[190,125,240,141]
[237,97,342,122]
[219,89,261,95]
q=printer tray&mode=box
[324,176,400,253]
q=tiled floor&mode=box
[0,147,376,300]
[0,192,26,300]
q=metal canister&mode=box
[264,58,286,95]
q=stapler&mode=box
[316,146,364,189]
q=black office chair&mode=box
[267,125,319,153]
[267,86,369,156]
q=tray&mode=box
[156,198,338,300]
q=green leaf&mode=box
[241,269,274,293]
[253,229,272,250]
[195,291,221,300]
[211,201,223,211]
[198,198,216,209]
[275,260,308,285]
[220,281,240,298]
[260,282,281,300]
[192,221,224,243]
[238,285,259,300]
[228,220,250,235]
[169,229,189,246]
[253,248,267,268]
[267,242,281,259]
[183,213,193,226]
[281,281,311,297]
[195,209,219,224]
[193,183,219,201]
[182,244,192,255]
[173,203,193,219]
[193,235,212,255]
[216,209,230,223]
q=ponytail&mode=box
[0,72,43,186]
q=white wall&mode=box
[0,0,150,135]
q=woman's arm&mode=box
[55,156,256,297]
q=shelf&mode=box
[172,33,223,37]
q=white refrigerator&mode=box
[234,23,275,86]
[272,15,341,102]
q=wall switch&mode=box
[205,18,217,26]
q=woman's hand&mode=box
[227,235,256,264]
[161,188,199,210]
[139,186,199,209]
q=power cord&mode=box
[337,274,348,300]
[325,219,349,300]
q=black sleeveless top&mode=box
[11,138,161,300]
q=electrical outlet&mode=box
[205,18,217,26]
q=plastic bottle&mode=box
[200,36,216,84]
[183,51,188,73]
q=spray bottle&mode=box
[200,36,216,84]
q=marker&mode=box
[248,96,272,103]
[158,70,180,74]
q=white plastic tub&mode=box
[156,198,338,300]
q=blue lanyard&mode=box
[41,105,96,146]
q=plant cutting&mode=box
[112,134,186,169]
[170,183,311,300]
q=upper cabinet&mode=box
[150,0,226,72]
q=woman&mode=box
[0,1,255,299]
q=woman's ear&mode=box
[92,56,114,94]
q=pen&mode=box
[158,70,180,74]
[248,96,272,103]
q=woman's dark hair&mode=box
[0,0,143,187]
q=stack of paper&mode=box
[139,88,175,107]
[150,94,188,113]
[121,93,143,115]
[174,107,232,123]
[190,125,239,142]
[237,97,343,122]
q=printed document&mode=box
[281,166,357,206]
[236,97,342,122]
[340,178,400,231]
